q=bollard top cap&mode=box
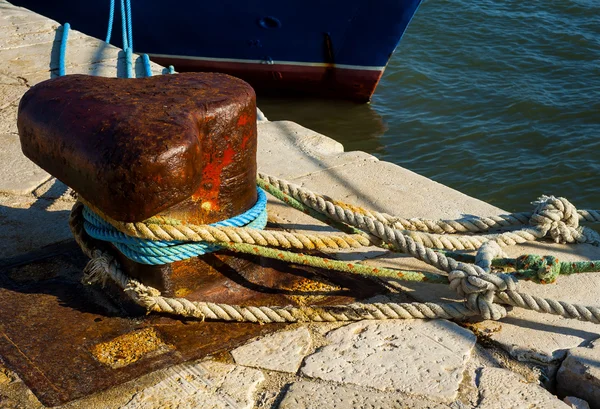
[18,73,257,222]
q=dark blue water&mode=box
[260,0,600,213]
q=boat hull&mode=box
[10,0,423,101]
[150,54,384,102]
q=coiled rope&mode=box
[71,173,600,324]
[83,188,268,265]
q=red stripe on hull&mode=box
[150,56,384,102]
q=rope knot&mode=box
[516,254,560,283]
[531,195,579,243]
[448,263,517,320]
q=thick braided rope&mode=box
[72,203,600,325]
[528,195,600,246]
[83,187,269,264]
[71,201,488,317]
[259,176,514,319]
[83,250,600,324]
[257,176,464,273]
[258,174,600,258]
[259,175,475,259]
[309,184,531,234]
[343,204,531,234]
[407,230,538,251]
[71,212,476,322]
[399,228,538,251]
[72,175,600,323]
[259,173,600,231]
[259,174,600,250]
[496,291,600,323]
[79,176,600,258]
[579,209,600,223]
[78,198,373,251]
[413,224,598,251]
[255,174,600,320]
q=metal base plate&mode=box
[0,242,385,406]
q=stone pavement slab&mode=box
[231,327,312,374]
[0,73,28,110]
[300,320,476,401]
[0,133,50,195]
[477,368,570,409]
[0,2,49,26]
[0,359,265,409]
[261,140,502,221]
[121,360,265,409]
[277,380,457,409]
[557,339,600,409]
[257,120,377,181]
[0,100,18,134]
[0,16,58,49]
[0,29,103,75]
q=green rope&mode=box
[514,254,600,283]
[223,242,600,287]
[221,242,447,284]
[556,260,600,275]
[434,249,600,283]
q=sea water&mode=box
[260,0,600,213]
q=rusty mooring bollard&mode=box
[18,73,258,297]
[17,72,381,314]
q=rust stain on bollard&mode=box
[7,73,388,405]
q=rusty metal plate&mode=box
[0,242,385,406]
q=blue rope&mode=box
[58,23,70,76]
[142,54,152,77]
[115,0,135,77]
[125,48,133,78]
[119,0,128,49]
[83,187,268,265]
[125,0,133,51]
[105,0,115,43]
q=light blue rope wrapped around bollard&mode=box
[82,187,268,265]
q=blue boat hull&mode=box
[11,0,423,101]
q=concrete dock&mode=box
[1,1,600,408]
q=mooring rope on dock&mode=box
[82,187,269,264]
[69,173,600,324]
[58,0,154,79]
